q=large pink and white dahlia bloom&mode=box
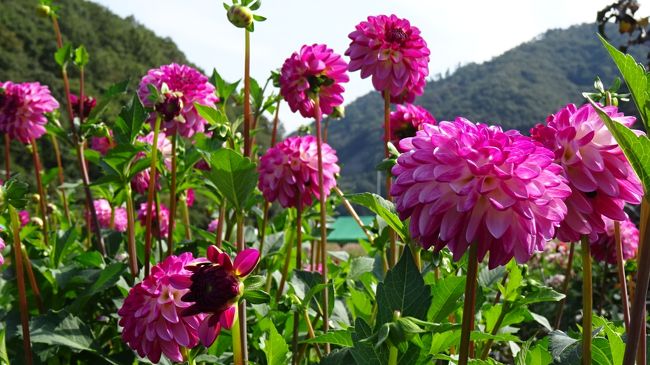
[177,246,260,347]
[0,81,59,143]
[590,216,639,265]
[280,44,349,118]
[346,14,430,104]
[389,103,435,149]
[258,135,340,208]
[391,118,571,268]
[531,103,643,242]
[138,63,218,138]
[118,253,205,363]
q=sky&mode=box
[93,0,616,132]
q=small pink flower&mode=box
[138,64,218,138]
[118,253,205,363]
[138,202,171,239]
[258,135,340,209]
[131,132,173,194]
[69,93,96,120]
[186,189,195,207]
[531,104,643,242]
[88,199,112,228]
[391,119,571,268]
[0,81,59,143]
[90,131,114,155]
[113,207,128,233]
[207,218,219,233]
[590,217,639,264]
[388,103,435,149]
[280,44,349,118]
[176,246,260,347]
[0,236,5,266]
[346,15,430,103]
[19,210,30,227]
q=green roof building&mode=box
[327,216,374,244]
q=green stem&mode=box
[243,29,252,157]
[167,132,178,257]
[29,138,49,247]
[215,201,226,248]
[236,212,248,364]
[292,202,303,364]
[180,192,192,241]
[388,344,398,365]
[480,302,509,360]
[232,309,243,365]
[383,90,397,268]
[459,243,479,365]
[50,134,70,223]
[614,221,631,331]
[581,235,592,365]
[144,115,162,276]
[125,185,138,277]
[9,206,33,365]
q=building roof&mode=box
[327,215,374,243]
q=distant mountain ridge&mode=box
[326,23,646,194]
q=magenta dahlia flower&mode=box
[346,14,430,104]
[19,210,30,227]
[138,202,171,239]
[389,103,436,149]
[279,44,349,118]
[90,131,114,155]
[186,188,195,207]
[69,93,96,120]
[0,81,59,143]
[114,207,128,233]
[531,104,643,242]
[207,219,219,233]
[118,253,205,363]
[137,63,218,138]
[176,246,259,347]
[590,217,639,264]
[391,118,571,268]
[88,199,112,228]
[258,135,340,209]
[131,132,173,194]
[0,236,5,266]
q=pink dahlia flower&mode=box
[346,14,430,104]
[69,93,96,120]
[0,81,59,143]
[207,218,219,233]
[185,188,195,207]
[590,217,639,265]
[176,246,260,347]
[137,63,218,138]
[90,131,114,155]
[19,210,30,227]
[388,103,436,149]
[131,132,173,194]
[113,207,128,233]
[280,44,349,118]
[0,236,5,266]
[391,118,571,268]
[118,253,205,363]
[258,135,340,209]
[88,199,112,228]
[531,104,643,242]
[138,202,171,239]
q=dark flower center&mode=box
[585,190,598,198]
[155,94,184,122]
[72,96,96,120]
[183,263,240,314]
[307,74,334,95]
[386,28,408,44]
[394,123,417,141]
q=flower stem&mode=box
[388,344,398,365]
[276,216,295,301]
[614,221,631,331]
[294,308,322,364]
[292,202,303,364]
[125,185,138,277]
[383,90,397,268]
[49,134,70,222]
[215,202,226,248]
[167,132,178,257]
[236,212,249,364]
[553,241,576,330]
[243,29,252,158]
[21,246,44,314]
[480,301,509,360]
[232,309,243,365]
[459,242,478,365]
[580,234,592,365]
[180,192,192,241]
[144,115,162,277]
[29,138,49,247]
[314,95,330,353]
[9,206,33,365]
[3,134,10,180]
[333,186,374,245]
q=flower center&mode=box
[386,28,408,44]
[394,123,417,141]
[186,264,241,313]
[155,93,184,122]
[307,74,335,96]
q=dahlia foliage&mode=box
[0,81,59,143]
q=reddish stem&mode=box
[215,202,226,248]
[167,132,178,257]
[243,30,252,157]
[459,243,478,365]
[614,221,631,331]
[144,116,162,276]
[10,207,33,365]
[30,138,49,247]
[236,212,249,363]
[383,90,397,267]
[49,134,70,222]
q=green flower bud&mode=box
[330,106,345,120]
[227,5,253,28]
[36,4,52,17]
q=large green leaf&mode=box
[204,148,258,211]
[599,35,650,129]
[427,275,465,322]
[302,330,353,347]
[346,193,407,240]
[114,95,147,144]
[589,100,650,194]
[70,263,127,311]
[376,246,431,327]
[30,312,93,352]
[262,322,289,365]
[350,318,389,365]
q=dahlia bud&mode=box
[155,93,184,122]
[227,5,253,28]
[31,193,40,204]
[330,106,345,120]
[36,4,51,17]
[31,217,44,229]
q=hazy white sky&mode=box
[93,0,615,132]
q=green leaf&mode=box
[242,289,270,304]
[204,148,258,211]
[54,42,73,67]
[376,246,431,327]
[30,312,94,352]
[348,257,375,281]
[195,103,228,126]
[429,329,461,355]
[70,263,127,311]
[74,45,89,67]
[549,330,579,363]
[52,227,78,267]
[302,330,353,347]
[516,285,564,305]
[427,275,465,322]
[88,80,129,120]
[114,95,147,144]
[73,251,104,268]
[478,265,506,289]
[262,322,289,365]
[3,178,30,210]
[350,318,389,365]
[0,328,8,365]
[599,35,650,129]
[502,260,522,301]
[589,99,650,194]
[346,193,407,240]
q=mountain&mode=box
[327,23,646,194]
